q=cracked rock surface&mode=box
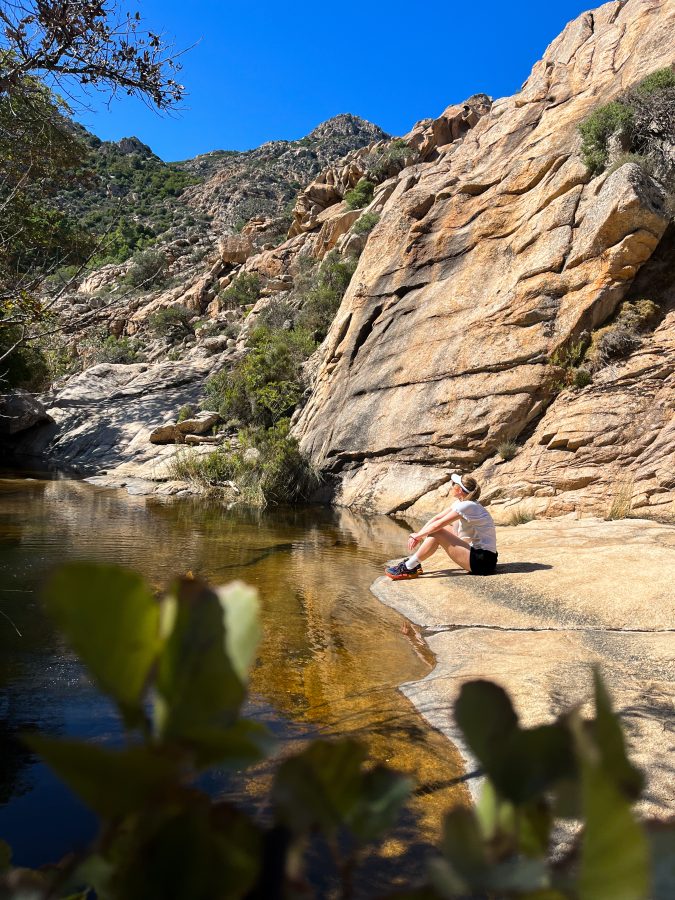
[8,356,230,486]
[371,517,675,817]
[294,0,675,518]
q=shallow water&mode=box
[0,473,467,879]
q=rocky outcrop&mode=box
[181,114,388,230]
[293,0,675,519]
[0,391,53,437]
[288,96,492,237]
[8,356,231,483]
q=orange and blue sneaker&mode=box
[385,559,423,580]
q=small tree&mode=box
[0,1,184,109]
[0,1,185,388]
[125,249,169,288]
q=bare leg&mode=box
[415,527,472,573]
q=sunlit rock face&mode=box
[294,0,675,518]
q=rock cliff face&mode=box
[294,0,675,520]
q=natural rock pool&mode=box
[0,472,468,878]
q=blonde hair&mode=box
[456,474,481,502]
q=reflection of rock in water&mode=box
[0,474,471,868]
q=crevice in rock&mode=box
[422,623,675,636]
[348,303,384,364]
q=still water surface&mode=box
[0,473,467,880]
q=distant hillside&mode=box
[56,129,209,263]
[178,114,389,230]
[56,114,388,264]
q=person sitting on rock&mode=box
[385,473,498,579]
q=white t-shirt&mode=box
[452,500,497,553]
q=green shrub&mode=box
[549,338,589,391]
[65,330,138,370]
[579,101,634,173]
[0,327,50,390]
[255,299,296,331]
[172,419,318,506]
[549,338,586,370]
[573,368,592,388]
[579,68,675,177]
[92,335,139,364]
[344,178,375,210]
[177,403,197,422]
[124,249,169,288]
[366,139,412,180]
[218,272,261,310]
[204,326,315,428]
[352,211,380,235]
[635,66,675,95]
[236,418,319,505]
[296,251,357,341]
[148,305,193,340]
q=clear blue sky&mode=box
[73,0,594,162]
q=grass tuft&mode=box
[497,440,518,461]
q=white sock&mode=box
[405,554,421,570]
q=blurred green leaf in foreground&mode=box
[0,562,671,899]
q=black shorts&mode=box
[469,546,498,576]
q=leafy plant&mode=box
[177,403,197,423]
[352,211,380,235]
[0,325,50,390]
[365,139,412,180]
[173,419,320,506]
[579,67,675,176]
[204,326,315,429]
[83,334,139,365]
[125,249,169,288]
[579,101,634,173]
[0,563,668,898]
[147,305,193,340]
[634,67,675,96]
[296,250,357,341]
[218,272,261,310]
[549,338,589,390]
[344,177,375,210]
[573,367,593,388]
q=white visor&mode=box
[451,473,470,493]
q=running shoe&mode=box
[385,559,423,580]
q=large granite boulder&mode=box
[10,357,230,482]
[0,390,54,436]
[294,0,675,518]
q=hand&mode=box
[407,533,421,552]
